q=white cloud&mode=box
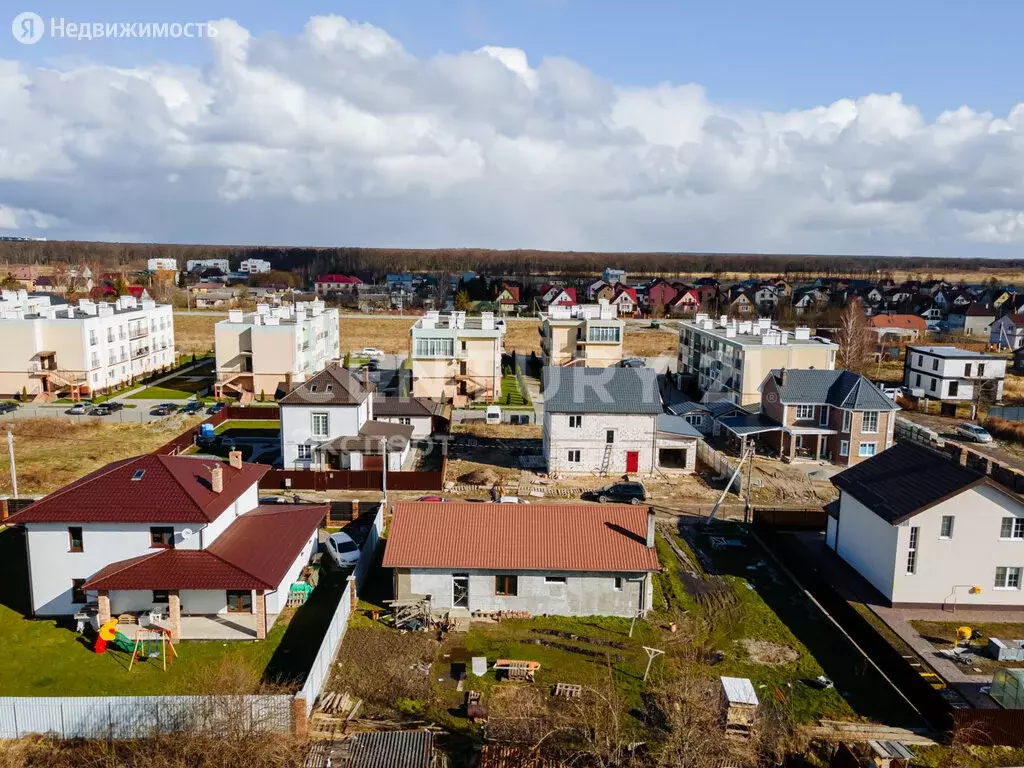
[2,14,1024,255]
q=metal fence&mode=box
[988,405,1024,422]
[353,505,384,590]
[0,695,293,739]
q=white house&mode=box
[902,345,1005,402]
[146,258,178,273]
[372,395,445,439]
[828,442,1024,609]
[384,502,660,617]
[543,366,699,475]
[602,267,627,285]
[186,258,230,274]
[279,364,412,471]
[8,453,327,640]
[991,314,1024,350]
[239,258,272,274]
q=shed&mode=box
[720,676,758,739]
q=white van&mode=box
[485,405,502,425]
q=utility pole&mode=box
[380,437,388,503]
[7,427,17,498]
[744,445,754,523]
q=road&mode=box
[900,410,1024,469]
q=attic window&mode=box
[326,385,333,393]
[131,470,146,481]
[309,384,317,392]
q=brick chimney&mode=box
[646,508,656,548]
[363,366,370,389]
[780,367,788,386]
[351,499,360,520]
[228,450,243,470]
[211,464,223,494]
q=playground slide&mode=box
[94,620,137,654]
[112,632,135,653]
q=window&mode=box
[994,567,1022,590]
[152,590,170,604]
[297,444,312,461]
[226,590,252,613]
[613,577,623,591]
[932,358,939,371]
[842,410,852,432]
[1000,517,1024,539]
[929,378,936,392]
[684,414,701,426]
[545,576,567,584]
[588,326,621,343]
[978,363,986,376]
[839,440,849,457]
[915,374,921,387]
[311,412,329,438]
[150,527,175,549]
[965,363,972,377]
[606,430,615,444]
[495,575,518,596]
[819,406,829,427]
[89,330,97,346]
[862,411,879,433]
[568,415,582,428]
[940,516,955,539]
[917,355,923,366]
[71,579,87,604]
[567,449,581,463]
[795,404,815,420]
[68,526,83,552]
[414,337,455,357]
[906,527,919,574]
[859,443,876,457]
[131,469,146,481]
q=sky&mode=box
[2,1,1024,256]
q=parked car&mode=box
[485,405,502,425]
[150,404,176,416]
[497,496,529,504]
[618,357,645,368]
[105,401,124,412]
[417,495,449,502]
[66,403,89,415]
[324,531,361,568]
[207,402,226,415]
[361,359,379,372]
[584,482,648,504]
[181,401,205,414]
[361,347,384,358]
[0,402,18,414]
[956,423,993,443]
[88,405,112,416]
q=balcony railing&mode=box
[131,346,151,359]
[128,326,149,340]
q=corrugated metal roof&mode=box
[718,413,782,436]
[384,503,660,573]
[341,730,435,768]
[656,414,703,439]
[542,366,662,414]
[721,676,759,705]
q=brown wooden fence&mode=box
[155,406,280,456]
[752,506,828,530]
[260,460,446,493]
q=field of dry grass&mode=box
[623,326,679,357]
[1,416,204,495]
[174,312,224,355]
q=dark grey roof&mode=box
[340,730,435,768]
[718,413,783,436]
[320,421,414,454]
[831,442,990,524]
[666,400,707,415]
[373,396,442,417]
[766,369,897,411]
[656,414,703,439]
[542,366,662,414]
[280,364,370,406]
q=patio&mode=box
[117,612,281,641]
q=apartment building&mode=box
[146,258,178,272]
[186,258,230,273]
[902,345,1006,402]
[409,311,505,403]
[0,291,175,400]
[214,301,340,399]
[677,314,837,406]
[239,258,272,274]
[540,302,624,367]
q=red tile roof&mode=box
[317,274,361,284]
[383,503,659,573]
[867,314,927,330]
[8,454,270,525]
[82,504,327,591]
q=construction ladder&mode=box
[599,443,612,476]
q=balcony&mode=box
[131,346,151,359]
[128,326,149,340]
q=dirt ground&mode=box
[745,457,840,505]
[901,409,1024,466]
[738,639,800,666]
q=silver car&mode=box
[956,423,993,443]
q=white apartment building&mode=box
[146,258,178,272]
[677,314,837,406]
[239,258,272,274]
[186,258,230,274]
[214,301,340,399]
[903,345,1006,402]
[409,311,505,403]
[0,291,175,399]
[540,302,624,368]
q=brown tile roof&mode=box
[8,454,270,525]
[279,364,371,406]
[372,396,442,418]
[383,503,659,573]
[320,421,414,453]
[867,314,927,330]
[82,504,327,591]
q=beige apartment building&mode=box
[540,302,624,367]
[214,301,340,400]
[0,290,175,400]
[677,314,837,406]
[409,311,505,403]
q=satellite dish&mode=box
[181,528,194,540]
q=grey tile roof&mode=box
[831,442,989,523]
[279,364,370,406]
[766,369,897,411]
[542,366,662,414]
[656,414,703,439]
[718,413,783,436]
[340,730,435,768]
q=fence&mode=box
[261,458,446,492]
[894,416,943,450]
[988,405,1024,422]
[155,405,280,456]
[695,440,735,481]
[0,695,294,739]
[751,506,827,530]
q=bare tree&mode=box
[835,299,870,373]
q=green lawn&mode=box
[468,374,531,408]
[126,386,199,400]
[214,420,281,433]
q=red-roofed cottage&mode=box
[315,274,362,294]
[8,453,327,641]
[384,502,660,617]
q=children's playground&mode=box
[95,619,178,672]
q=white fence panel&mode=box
[298,583,352,715]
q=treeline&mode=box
[3,240,1023,281]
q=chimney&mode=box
[211,465,223,494]
[351,499,360,520]
[780,367,788,386]
[646,508,656,548]
[363,366,370,389]
[228,450,243,470]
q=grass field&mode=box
[0,417,205,496]
[126,385,201,400]
[174,313,223,355]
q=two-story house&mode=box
[409,311,505,404]
[718,369,898,465]
[609,286,638,316]
[828,442,1024,609]
[539,302,624,368]
[543,366,699,475]
[902,345,1006,402]
[990,314,1024,350]
[645,278,679,311]
[279,364,412,471]
[8,453,327,640]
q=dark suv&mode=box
[585,482,647,504]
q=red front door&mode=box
[626,451,639,473]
